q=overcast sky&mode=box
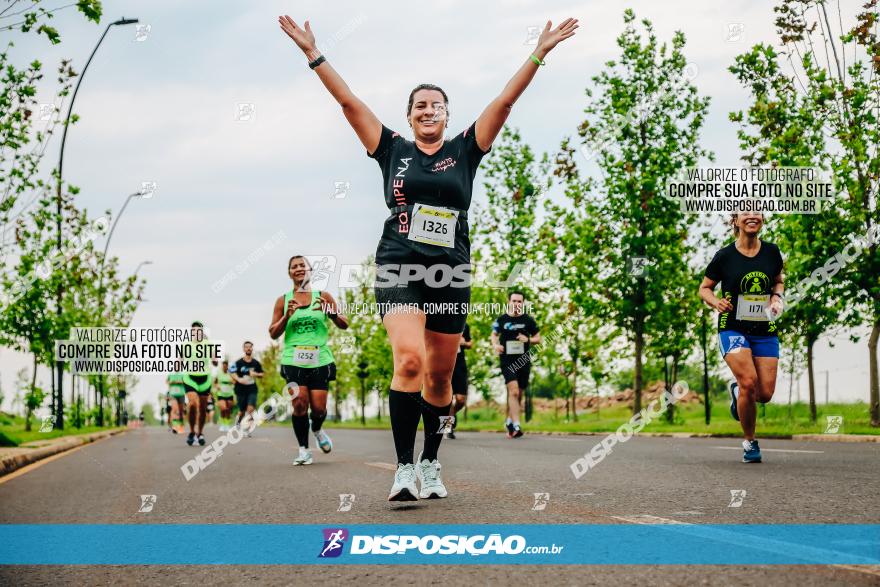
[0,0,871,414]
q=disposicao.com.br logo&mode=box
[319,528,563,557]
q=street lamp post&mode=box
[94,191,146,427]
[134,260,153,275]
[54,17,139,430]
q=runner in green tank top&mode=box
[269,255,349,466]
[214,360,236,431]
[166,371,187,434]
[182,321,218,447]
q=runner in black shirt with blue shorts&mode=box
[699,212,784,463]
[279,14,577,501]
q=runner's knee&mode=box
[756,387,774,403]
[424,368,452,391]
[738,375,757,398]
[394,349,423,380]
[292,396,309,416]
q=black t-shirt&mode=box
[368,122,490,265]
[705,240,784,336]
[493,313,539,364]
[230,357,263,394]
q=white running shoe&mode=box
[293,448,313,466]
[388,463,418,501]
[416,452,448,499]
[314,429,333,453]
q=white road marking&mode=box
[833,565,880,578]
[611,514,689,525]
[712,446,824,454]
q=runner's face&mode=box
[737,213,763,236]
[289,258,310,285]
[409,89,447,142]
[222,362,228,372]
[243,343,253,357]
[509,295,524,315]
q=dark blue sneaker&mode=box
[729,382,740,421]
[742,440,762,463]
[505,421,515,438]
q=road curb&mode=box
[0,428,126,478]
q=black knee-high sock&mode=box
[292,414,310,448]
[310,410,326,432]
[389,389,422,465]
[421,399,452,462]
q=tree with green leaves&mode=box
[472,126,562,418]
[729,0,880,424]
[552,10,711,415]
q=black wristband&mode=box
[308,55,326,70]
[771,292,784,300]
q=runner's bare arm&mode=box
[320,291,349,330]
[475,18,578,151]
[278,16,382,153]
[268,295,290,339]
[698,276,733,313]
[769,271,785,313]
[490,331,504,354]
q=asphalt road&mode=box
[1,424,878,585]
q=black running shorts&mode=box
[280,363,337,391]
[501,362,531,389]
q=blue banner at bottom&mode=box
[0,524,877,565]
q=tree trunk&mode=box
[25,354,38,432]
[869,319,879,426]
[787,353,795,419]
[571,329,579,422]
[634,323,644,415]
[668,355,680,424]
[55,362,63,430]
[97,376,104,427]
[50,367,55,419]
[359,380,366,426]
[807,337,817,423]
